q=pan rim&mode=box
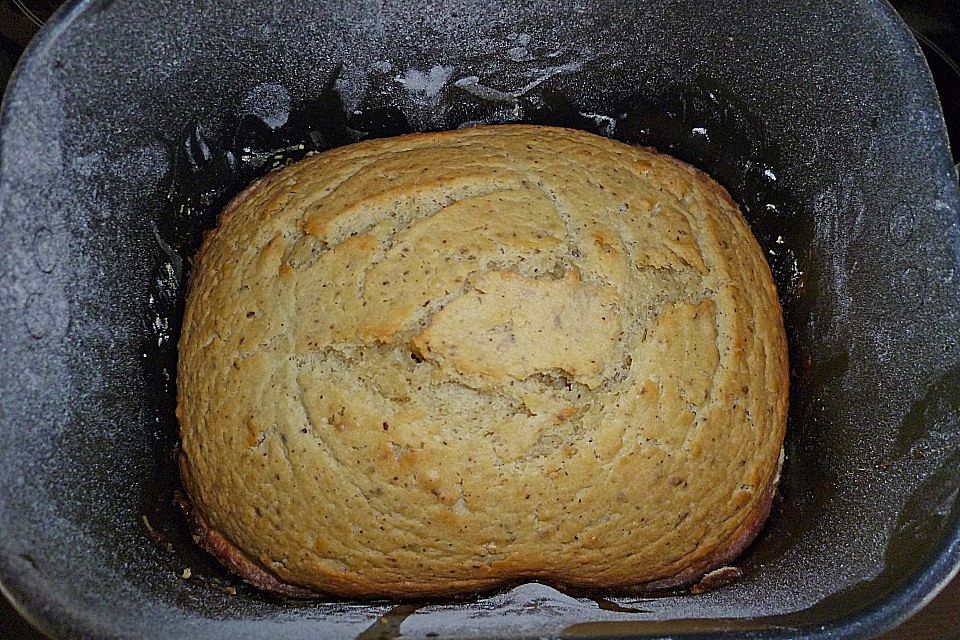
[0,0,958,638]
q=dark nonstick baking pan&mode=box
[1,0,959,638]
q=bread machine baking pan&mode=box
[1,0,959,638]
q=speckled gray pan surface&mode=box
[1,0,959,638]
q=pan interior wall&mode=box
[1,1,959,638]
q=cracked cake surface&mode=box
[176,124,788,597]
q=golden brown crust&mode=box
[177,124,789,598]
[184,452,780,597]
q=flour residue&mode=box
[397,583,648,638]
[397,65,456,99]
[506,32,533,61]
[580,112,617,136]
[241,83,291,130]
[812,189,868,337]
[454,58,587,106]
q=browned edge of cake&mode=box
[176,448,782,598]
